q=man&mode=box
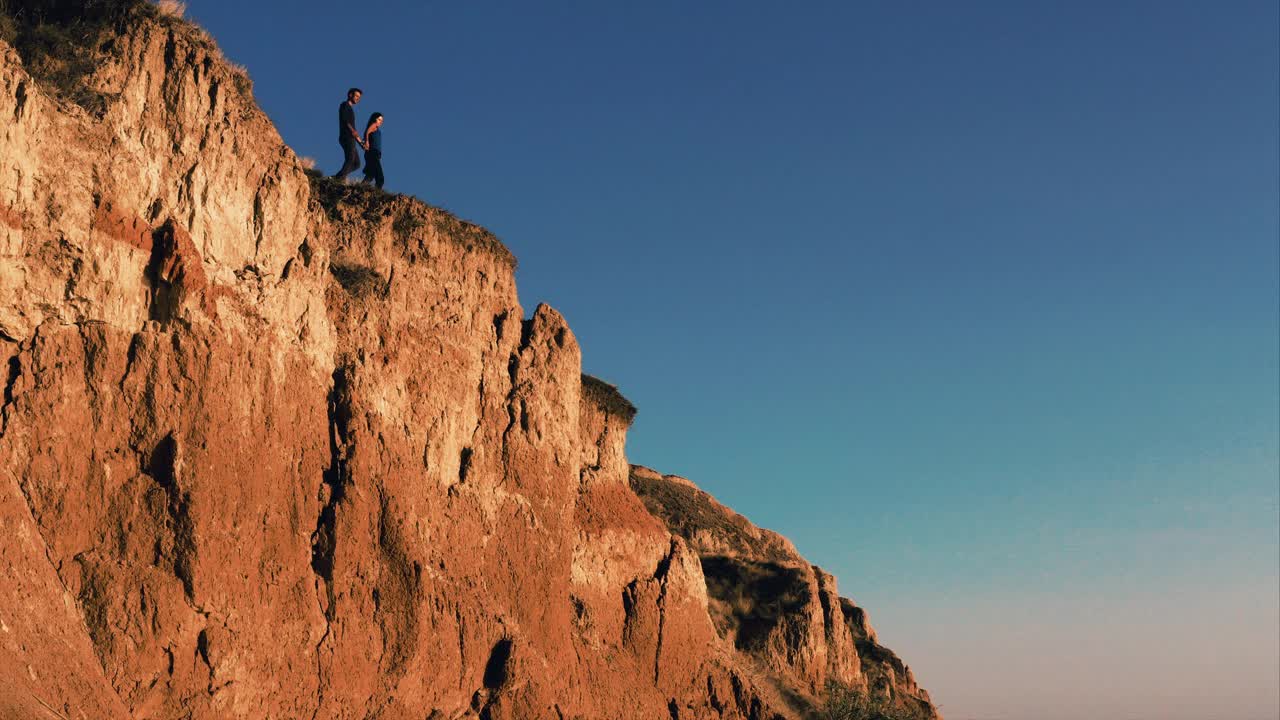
[333,88,363,181]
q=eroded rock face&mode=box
[0,3,938,719]
[631,467,937,719]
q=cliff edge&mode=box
[0,2,939,718]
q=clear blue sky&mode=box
[184,2,1278,718]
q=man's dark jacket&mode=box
[338,102,356,143]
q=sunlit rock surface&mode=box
[0,3,939,718]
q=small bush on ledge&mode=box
[329,260,388,299]
[822,682,930,720]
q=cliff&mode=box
[0,2,939,718]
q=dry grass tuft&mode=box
[154,0,185,17]
[392,210,425,242]
[329,260,388,298]
[225,60,252,97]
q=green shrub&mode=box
[822,682,929,720]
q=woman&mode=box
[361,112,385,189]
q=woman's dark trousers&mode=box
[363,150,385,189]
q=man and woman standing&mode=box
[332,87,387,189]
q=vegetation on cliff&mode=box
[3,1,168,112]
[822,682,933,720]
[309,173,517,269]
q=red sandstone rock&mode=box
[0,3,939,718]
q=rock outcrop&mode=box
[630,468,936,719]
[0,2,939,718]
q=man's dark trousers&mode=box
[334,137,361,180]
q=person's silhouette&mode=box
[362,113,385,189]
[332,88,363,181]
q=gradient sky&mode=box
[182,2,1279,718]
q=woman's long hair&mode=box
[365,112,383,133]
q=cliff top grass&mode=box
[308,173,517,270]
[0,0,137,115]
[629,466,797,565]
[581,374,637,424]
[0,0,225,115]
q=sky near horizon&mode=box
[183,2,1279,718]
